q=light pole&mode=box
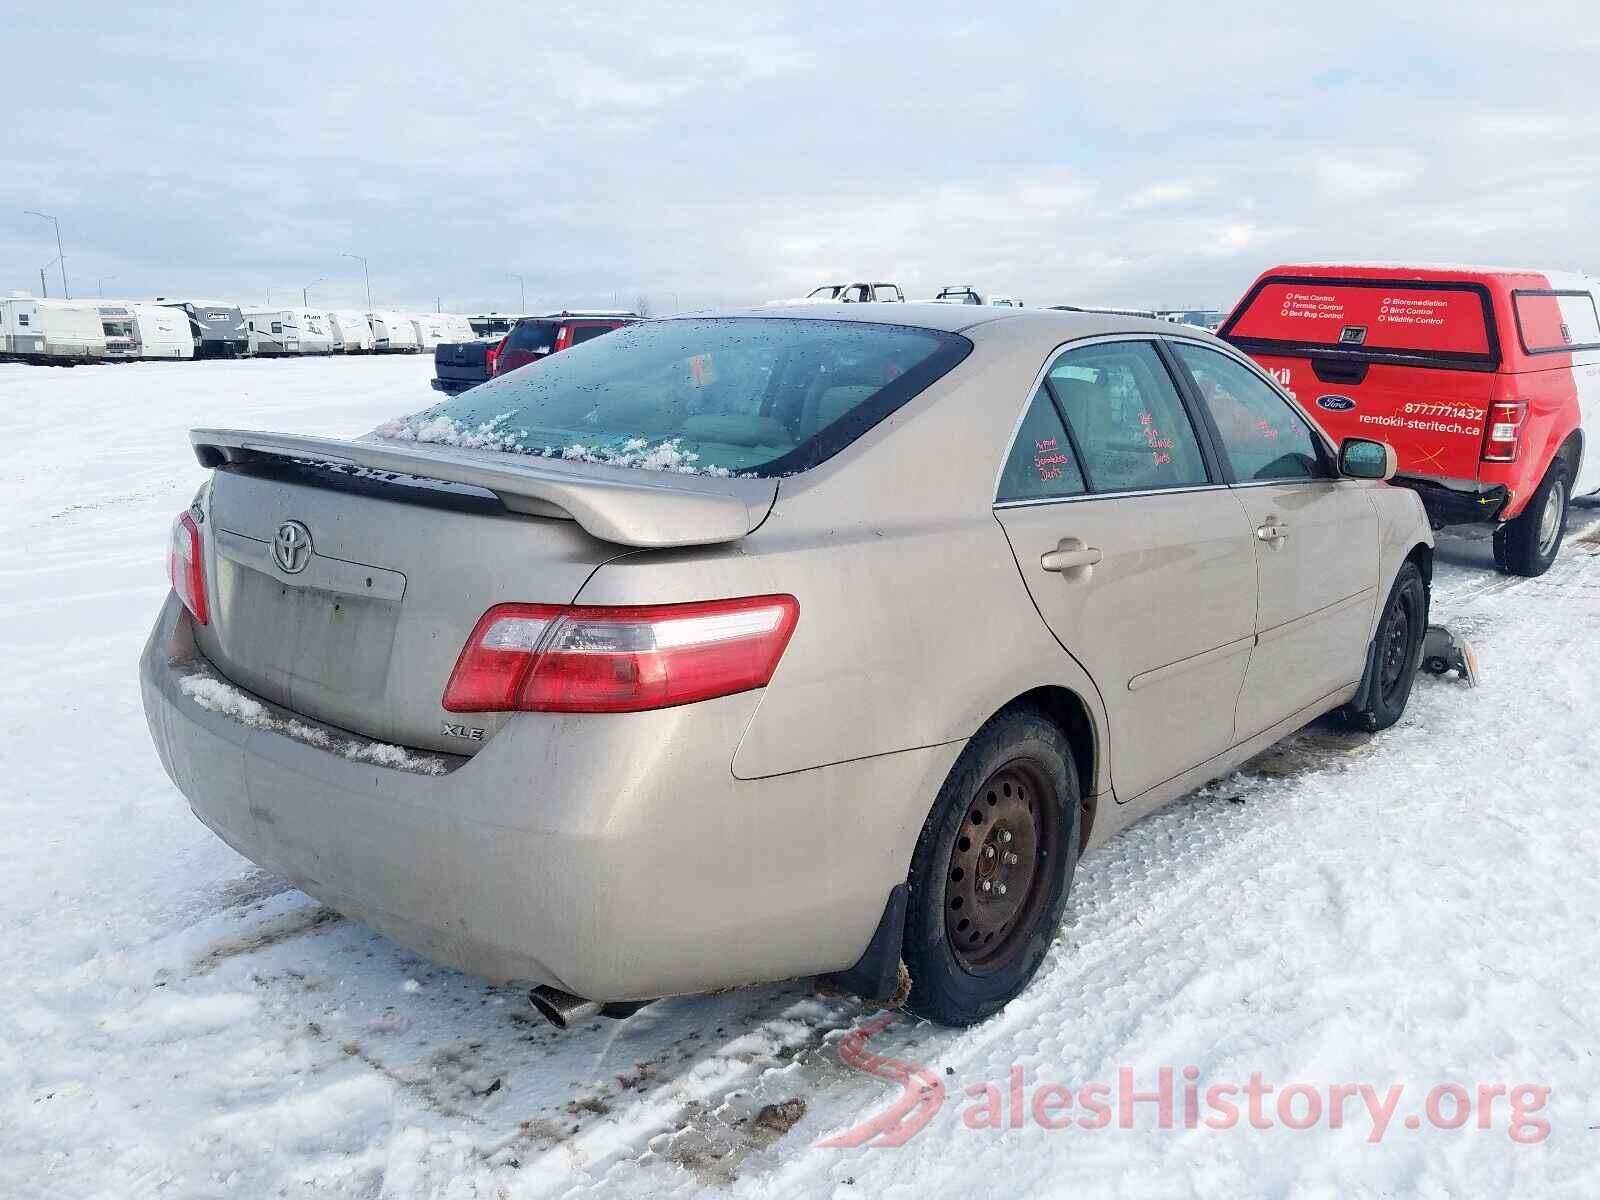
[25,210,68,298]
[302,277,325,307]
[506,273,526,313]
[98,275,118,299]
[343,253,372,312]
[39,257,59,298]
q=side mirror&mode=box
[1339,437,1397,481]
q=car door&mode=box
[1167,339,1380,738]
[993,338,1259,802]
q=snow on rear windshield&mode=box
[374,317,970,477]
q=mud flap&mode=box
[817,884,908,1003]
[1421,624,1479,687]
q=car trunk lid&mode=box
[189,431,777,754]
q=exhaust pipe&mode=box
[529,987,653,1029]
[529,986,602,1029]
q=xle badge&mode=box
[442,722,486,742]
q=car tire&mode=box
[1494,458,1570,578]
[902,706,1081,1027]
[1342,560,1427,733]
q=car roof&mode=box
[682,300,1199,344]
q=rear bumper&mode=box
[139,595,949,1000]
[430,377,483,395]
[1392,476,1509,528]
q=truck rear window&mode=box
[1223,278,1497,367]
[506,321,559,353]
[1512,291,1600,354]
[378,317,970,477]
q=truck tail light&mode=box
[553,325,573,353]
[442,595,799,714]
[1481,401,1527,463]
[168,510,209,625]
[487,333,509,377]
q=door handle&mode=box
[1255,521,1290,542]
[1041,543,1103,573]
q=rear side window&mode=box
[379,317,971,477]
[1047,341,1209,493]
[1513,291,1600,353]
[507,321,559,353]
[1172,343,1329,482]
[997,386,1088,502]
[568,323,617,346]
[1223,277,1498,368]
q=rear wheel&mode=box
[903,707,1080,1026]
[1494,458,1570,578]
[1342,560,1426,732]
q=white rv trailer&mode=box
[0,296,29,355]
[241,308,333,355]
[243,309,304,355]
[130,303,196,359]
[433,313,476,342]
[370,311,421,352]
[0,299,107,363]
[328,310,374,352]
[98,305,139,359]
[409,313,451,350]
[291,308,335,354]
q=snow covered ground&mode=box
[1,356,1596,1198]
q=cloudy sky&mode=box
[5,2,1598,314]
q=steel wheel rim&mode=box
[1379,588,1415,703]
[1537,483,1565,557]
[944,759,1060,974]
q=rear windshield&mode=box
[377,317,971,477]
[506,320,559,353]
[1512,291,1600,354]
[1223,278,1497,367]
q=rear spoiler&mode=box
[190,428,778,550]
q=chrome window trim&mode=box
[994,482,1231,510]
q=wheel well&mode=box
[1006,686,1097,852]
[1556,429,1583,481]
[1405,542,1433,589]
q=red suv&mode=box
[1223,264,1599,576]
[491,311,639,376]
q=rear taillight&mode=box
[487,333,508,377]
[553,325,573,353]
[442,595,799,714]
[168,510,209,625]
[1482,401,1527,463]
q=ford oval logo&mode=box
[1316,394,1357,412]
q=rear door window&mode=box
[1223,277,1498,368]
[1172,342,1330,482]
[1512,291,1600,353]
[1046,341,1209,493]
[996,386,1088,502]
[568,322,619,346]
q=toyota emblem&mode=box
[272,520,313,574]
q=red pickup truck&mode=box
[492,311,639,376]
[1223,263,1600,575]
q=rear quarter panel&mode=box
[572,317,1115,801]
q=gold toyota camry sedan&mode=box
[142,304,1431,1026]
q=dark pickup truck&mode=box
[431,339,500,395]
[430,311,640,394]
